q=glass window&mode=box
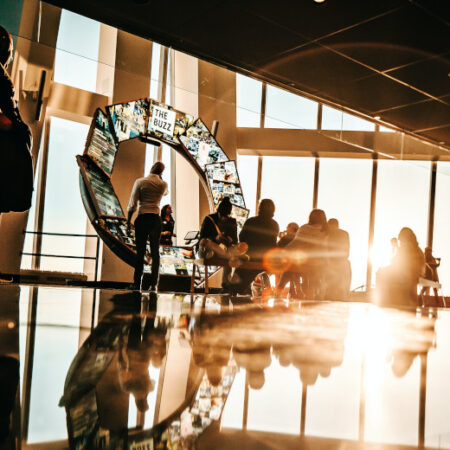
[433,162,450,295]
[265,85,318,129]
[317,158,372,289]
[236,154,259,217]
[21,150,43,270]
[322,105,375,131]
[236,74,262,127]
[54,10,101,93]
[39,117,90,273]
[260,156,315,231]
[379,125,395,133]
[149,42,162,100]
[371,160,430,277]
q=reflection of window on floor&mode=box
[371,161,430,279]
[22,117,90,274]
[317,158,372,290]
[54,10,100,93]
[265,85,318,129]
[26,288,83,444]
[247,360,301,435]
[261,156,315,230]
[433,162,450,295]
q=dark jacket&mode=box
[199,213,238,247]
[239,215,279,260]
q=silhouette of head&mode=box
[0,26,13,67]
[286,222,299,235]
[161,204,172,218]
[398,227,418,247]
[258,198,275,218]
[150,161,165,175]
[328,218,339,230]
[217,197,232,217]
[309,209,327,227]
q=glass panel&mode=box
[40,117,90,273]
[21,150,43,270]
[27,288,82,443]
[236,74,262,127]
[317,158,372,289]
[150,42,162,100]
[54,10,100,93]
[236,154,258,217]
[260,156,315,231]
[322,105,375,131]
[379,125,395,133]
[433,162,450,295]
[265,85,318,129]
[371,160,430,278]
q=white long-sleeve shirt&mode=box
[127,174,168,216]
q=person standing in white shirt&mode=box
[127,162,168,290]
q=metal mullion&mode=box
[312,155,320,209]
[366,154,378,290]
[427,160,437,249]
[31,117,51,270]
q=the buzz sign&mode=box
[151,105,176,136]
[129,438,153,450]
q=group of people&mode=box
[197,198,351,298]
[127,161,440,306]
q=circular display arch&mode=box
[77,98,249,276]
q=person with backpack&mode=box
[0,26,33,215]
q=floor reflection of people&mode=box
[0,286,19,448]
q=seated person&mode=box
[280,209,328,299]
[198,197,237,258]
[420,246,441,298]
[198,197,239,289]
[326,218,351,300]
[234,199,279,294]
[277,222,299,248]
[376,227,425,307]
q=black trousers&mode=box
[134,213,162,288]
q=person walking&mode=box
[127,162,168,291]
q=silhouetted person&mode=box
[127,161,168,290]
[420,246,441,299]
[280,209,328,299]
[235,199,279,294]
[326,218,351,300]
[198,197,238,288]
[0,26,33,215]
[160,204,175,245]
[277,222,299,248]
[376,227,425,307]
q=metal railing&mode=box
[21,230,101,281]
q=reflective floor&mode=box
[1,284,450,449]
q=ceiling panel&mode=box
[44,0,450,147]
[381,100,450,132]
[318,4,449,71]
[388,54,450,98]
